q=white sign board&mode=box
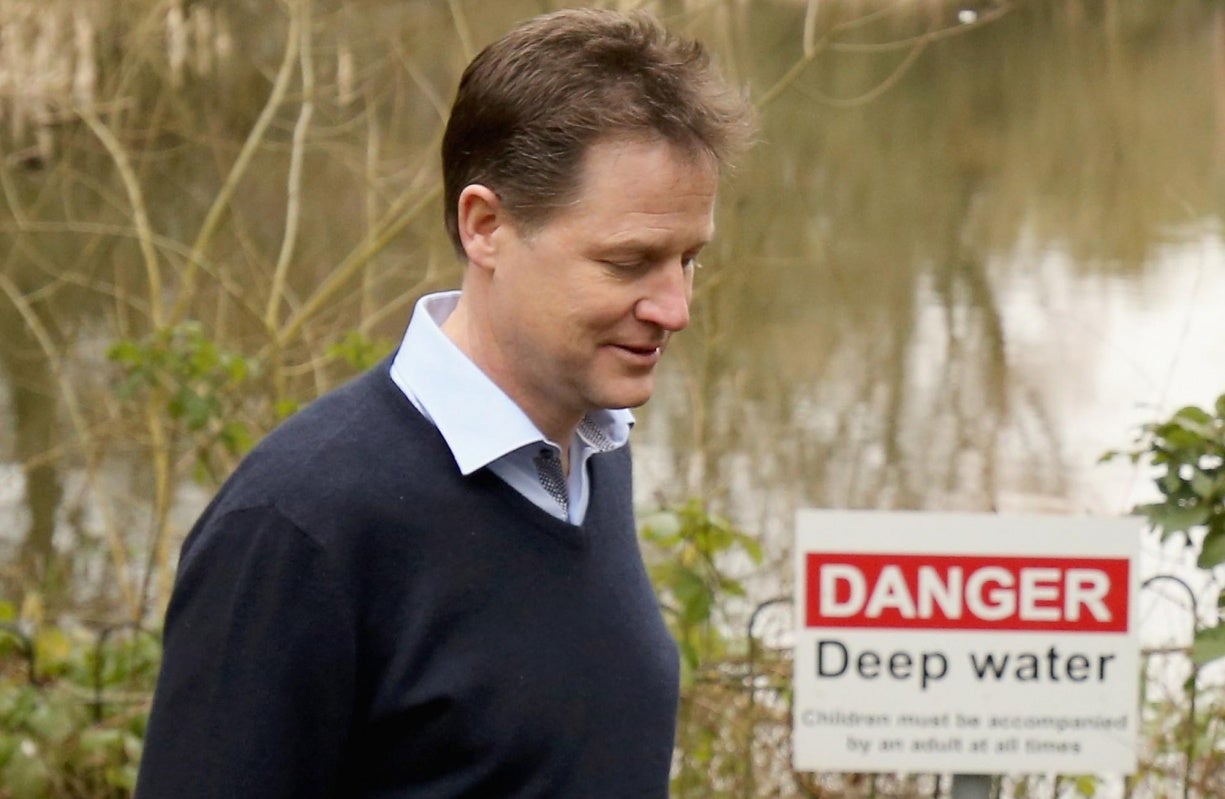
[793,511,1140,774]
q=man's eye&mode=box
[682,255,702,271]
[604,259,644,271]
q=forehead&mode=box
[554,137,719,232]
[578,136,716,193]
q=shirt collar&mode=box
[390,291,633,475]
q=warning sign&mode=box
[793,511,1140,774]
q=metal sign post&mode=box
[951,773,991,799]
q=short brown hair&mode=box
[441,8,755,255]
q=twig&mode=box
[757,2,1012,110]
[266,0,315,330]
[0,273,137,615]
[76,104,164,328]
[803,0,820,59]
[0,220,264,325]
[0,151,28,226]
[396,51,450,124]
[829,3,1013,53]
[756,3,900,109]
[137,394,175,622]
[271,180,441,351]
[361,84,382,322]
[802,32,929,109]
[171,5,302,324]
[447,0,474,64]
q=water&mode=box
[0,1,1222,789]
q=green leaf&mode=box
[107,762,140,790]
[1074,774,1098,797]
[25,699,76,746]
[122,731,143,762]
[274,398,300,419]
[738,534,764,563]
[673,568,713,626]
[224,355,251,383]
[78,727,125,764]
[640,511,682,546]
[219,421,254,455]
[1197,526,1225,568]
[106,340,141,366]
[166,391,186,420]
[1190,469,1218,499]
[1138,502,1209,537]
[716,575,747,598]
[1154,424,1205,454]
[677,639,699,684]
[0,685,38,725]
[1173,404,1213,426]
[181,391,216,430]
[189,340,220,376]
[327,331,393,370]
[1,742,51,799]
[1157,470,1185,497]
[33,629,72,672]
[1191,624,1225,668]
[1215,393,1225,420]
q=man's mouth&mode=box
[609,342,664,364]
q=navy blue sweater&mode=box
[136,361,680,798]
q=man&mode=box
[136,8,753,798]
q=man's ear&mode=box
[456,184,505,271]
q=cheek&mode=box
[558,282,631,332]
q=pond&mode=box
[0,0,1221,669]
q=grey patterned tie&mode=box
[577,418,617,452]
[533,447,568,514]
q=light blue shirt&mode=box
[389,291,633,524]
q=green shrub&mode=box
[0,601,157,799]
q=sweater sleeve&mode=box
[136,505,357,799]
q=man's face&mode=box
[482,137,718,438]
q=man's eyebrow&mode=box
[597,242,666,259]
[597,235,712,256]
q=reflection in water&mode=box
[0,317,62,587]
[634,0,1224,581]
[0,1,1222,617]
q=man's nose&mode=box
[634,261,692,332]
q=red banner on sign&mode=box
[805,553,1129,632]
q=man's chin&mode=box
[590,381,656,411]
